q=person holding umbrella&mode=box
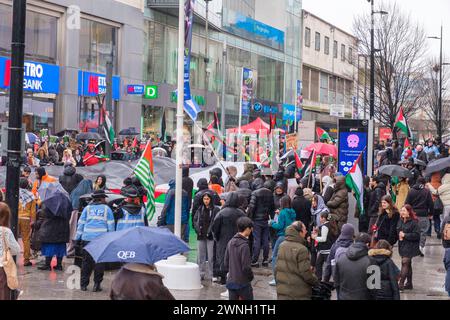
[75,190,115,292]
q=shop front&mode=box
[77,70,120,132]
[0,56,60,133]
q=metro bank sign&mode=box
[78,70,120,100]
[0,57,60,94]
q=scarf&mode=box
[19,188,35,207]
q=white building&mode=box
[301,10,359,135]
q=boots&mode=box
[38,257,52,271]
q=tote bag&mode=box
[1,227,19,290]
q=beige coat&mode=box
[395,180,409,209]
[438,174,450,207]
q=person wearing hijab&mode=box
[311,194,330,228]
[321,176,335,203]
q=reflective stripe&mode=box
[84,227,107,232]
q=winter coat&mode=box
[275,226,319,300]
[292,188,312,229]
[323,236,355,282]
[326,176,349,228]
[444,248,450,293]
[193,205,220,240]
[70,179,93,211]
[405,184,434,217]
[270,208,296,237]
[191,179,220,218]
[115,204,147,231]
[273,192,286,212]
[368,249,400,300]
[391,147,403,164]
[32,174,57,197]
[211,193,245,277]
[224,233,254,286]
[395,180,409,209]
[235,181,252,207]
[236,164,254,185]
[368,183,386,218]
[334,242,375,300]
[376,209,400,246]
[35,207,70,244]
[322,186,334,204]
[438,174,450,207]
[396,218,421,258]
[161,180,190,225]
[247,184,275,222]
[59,166,84,194]
[110,263,175,300]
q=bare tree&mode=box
[417,59,450,141]
[353,2,428,137]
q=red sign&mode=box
[88,75,99,94]
[379,127,392,142]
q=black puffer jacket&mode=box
[247,181,275,221]
[193,204,220,240]
[368,182,386,218]
[405,184,434,217]
[368,249,400,300]
[235,180,252,207]
[59,166,83,194]
[292,187,312,229]
[211,193,245,277]
[192,179,220,217]
[396,218,421,258]
[273,182,286,212]
[35,207,70,244]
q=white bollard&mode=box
[155,254,202,290]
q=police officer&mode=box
[75,190,115,292]
[115,187,148,231]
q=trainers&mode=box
[419,246,425,257]
[220,290,229,298]
[251,262,259,268]
[269,279,276,286]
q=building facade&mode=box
[301,10,358,136]
[0,0,144,134]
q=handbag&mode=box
[1,227,19,290]
[434,192,444,212]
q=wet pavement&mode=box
[16,235,449,300]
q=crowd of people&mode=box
[1,136,450,300]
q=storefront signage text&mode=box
[145,85,158,99]
[170,91,205,106]
[0,57,60,94]
[78,70,120,100]
[127,85,145,95]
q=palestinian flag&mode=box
[134,141,156,221]
[294,151,304,174]
[101,97,115,145]
[395,107,412,137]
[316,127,332,142]
[345,151,364,215]
[404,137,410,149]
[299,149,316,178]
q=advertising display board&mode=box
[338,119,369,175]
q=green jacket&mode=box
[274,225,319,300]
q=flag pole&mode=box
[174,0,185,239]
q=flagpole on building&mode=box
[174,0,185,239]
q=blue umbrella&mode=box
[84,226,190,265]
[25,132,39,144]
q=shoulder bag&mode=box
[1,227,19,290]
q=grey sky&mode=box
[302,0,450,60]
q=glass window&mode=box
[333,40,338,58]
[305,27,311,47]
[320,73,329,104]
[302,67,310,100]
[0,4,57,63]
[324,36,330,55]
[79,19,118,74]
[310,69,319,102]
[256,55,284,102]
[337,78,344,105]
[348,47,353,64]
[341,44,346,62]
[315,32,320,51]
[329,76,336,104]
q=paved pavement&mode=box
[16,235,449,300]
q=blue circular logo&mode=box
[253,102,262,112]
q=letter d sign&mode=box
[144,85,158,99]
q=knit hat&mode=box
[339,223,355,240]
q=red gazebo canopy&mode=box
[227,117,285,134]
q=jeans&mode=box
[252,221,270,263]
[271,235,285,275]
[197,239,214,280]
[417,216,430,248]
[229,284,254,300]
[315,252,329,281]
[427,214,441,236]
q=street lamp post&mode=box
[204,0,212,123]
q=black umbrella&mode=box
[56,129,79,137]
[413,158,427,167]
[118,128,139,136]
[424,157,450,175]
[378,165,413,178]
[42,189,73,218]
[76,132,103,141]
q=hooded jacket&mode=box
[334,242,375,300]
[275,226,319,300]
[193,203,220,240]
[192,179,220,217]
[405,183,434,217]
[271,208,296,237]
[211,193,245,277]
[326,176,349,227]
[235,180,252,207]
[247,181,275,221]
[368,182,386,218]
[59,165,84,195]
[224,233,254,286]
[110,264,175,300]
[438,174,450,207]
[273,182,286,211]
[161,180,190,225]
[292,188,312,229]
[368,249,400,300]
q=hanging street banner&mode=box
[240,67,254,118]
[296,80,303,121]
